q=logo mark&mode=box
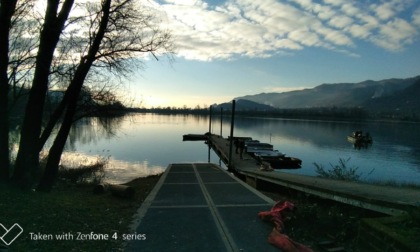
[0,223,23,245]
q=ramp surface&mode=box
[126,163,279,251]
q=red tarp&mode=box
[258,201,313,252]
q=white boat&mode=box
[254,150,285,158]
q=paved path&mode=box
[126,163,281,252]
[209,135,420,216]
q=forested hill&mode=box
[234,76,420,111]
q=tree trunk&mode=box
[37,107,75,191]
[38,91,70,152]
[38,0,111,191]
[0,0,18,181]
[37,82,82,190]
[12,0,74,187]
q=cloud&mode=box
[413,7,420,26]
[149,0,420,61]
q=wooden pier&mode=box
[207,134,420,216]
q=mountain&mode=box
[365,78,420,114]
[235,76,420,110]
[213,99,276,111]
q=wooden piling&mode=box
[228,100,236,172]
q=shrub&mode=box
[58,157,107,184]
[314,157,361,181]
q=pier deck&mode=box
[208,135,420,216]
[126,163,280,251]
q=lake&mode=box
[58,113,420,185]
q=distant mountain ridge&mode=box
[232,76,420,112]
[213,99,276,111]
[365,77,420,114]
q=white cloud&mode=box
[413,7,420,26]
[149,0,420,61]
[370,0,410,21]
[322,0,346,7]
[329,16,353,29]
[374,18,418,51]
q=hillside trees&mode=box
[5,0,173,189]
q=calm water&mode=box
[59,113,420,185]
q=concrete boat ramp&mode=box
[125,163,279,251]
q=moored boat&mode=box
[245,142,274,153]
[254,150,285,158]
[257,155,302,169]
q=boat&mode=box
[253,149,301,169]
[227,135,302,169]
[245,142,274,153]
[257,155,302,169]
[347,131,372,144]
[228,136,253,142]
[253,150,285,158]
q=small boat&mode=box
[246,145,274,153]
[228,136,253,142]
[347,130,372,144]
[257,155,302,169]
[254,150,285,158]
[245,142,274,153]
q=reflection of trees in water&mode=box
[143,113,208,126]
[65,116,124,151]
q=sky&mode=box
[125,0,420,108]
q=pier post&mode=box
[228,100,236,172]
[220,108,223,136]
[208,105,213,133]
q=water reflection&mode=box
[225,117,420,184]
[60,114,420,185]
[61,114,217,183]
[60,152,164,184]
[65,116,125,151]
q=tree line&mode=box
[133,105,419,122]
[0,0,173,190]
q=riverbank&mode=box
[3,173,418,251]
[0,175,161,251]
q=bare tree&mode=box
[37,0,173,190]
[6,0,172,189]
[0,0,19,180]
[8,1,38,107]
[12,0,75,187]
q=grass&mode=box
[0,174,161,251]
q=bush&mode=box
[314,157,361,181]
[58,157,107,184]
